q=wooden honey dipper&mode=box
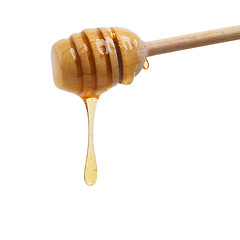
[51,25,240,186]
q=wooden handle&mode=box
[147,25,240,56]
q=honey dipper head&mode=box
[51,27,148,99]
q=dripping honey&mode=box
[83,97,98,186]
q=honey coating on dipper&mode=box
[51,27,148,98]
[51,27,148,185]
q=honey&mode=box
[83,97,98,186]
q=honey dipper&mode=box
[51,25,240,185]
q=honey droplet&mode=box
[83,97,98,186]
[143,58,149,70]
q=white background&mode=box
[0,0,240,239]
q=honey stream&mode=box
[83,97,98,186]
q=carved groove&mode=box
[96,28,113,89]
[81,30,98,93]
[109,28,124,83]
[68,36,84,93]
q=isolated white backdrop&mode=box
[0,0,240,239]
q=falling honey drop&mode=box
[143,58,149,70]
[83,97,98,186]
